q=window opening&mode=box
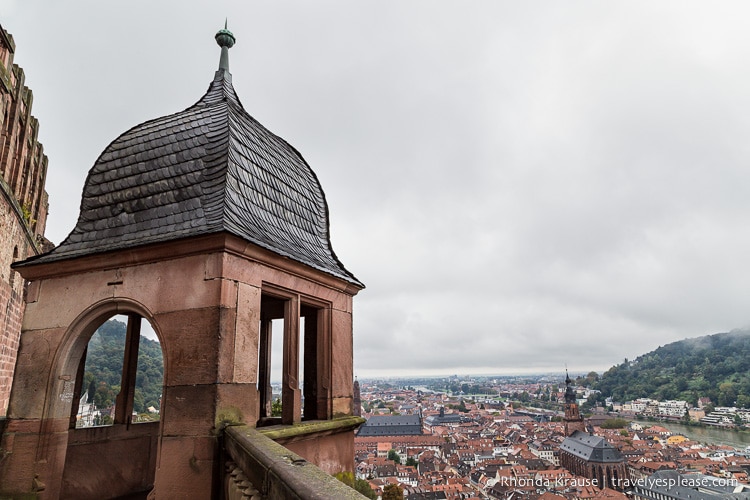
[71,314,163,429]
[269,318,284,417]
[258,290,328,426]
[258,294,284,423]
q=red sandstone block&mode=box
[216,306,238,383]
[21,276,112,331]
[152,436,217,498]
[218,253,265,287]
[156,308,220,385]
[215,383,260,425]
[115,256,222,314]
[160,384,217,437]
[5,418,41,434]
[217,276,238,308]
[333,397,353,418]
[0,432,41,491]
[284,430,355,475]
[330,310,353,398]
[229,282,260,384]
[61,432,157,499]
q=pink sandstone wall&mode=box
[2,234,359,498]
[0,200,32,415]
[0,25,50,417]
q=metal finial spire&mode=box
[215,20,236,72]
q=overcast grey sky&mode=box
[5,1,750,377]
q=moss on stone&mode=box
[258,416,365,441]
[215,406,244,431]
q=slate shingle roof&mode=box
[23,66,362,287]
[560,430,624,463]
[357,415,424,437]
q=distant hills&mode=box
[83,319,163,414]
[592,329,750,408]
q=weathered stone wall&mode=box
[0,24,49,416]
[0,180,34,416]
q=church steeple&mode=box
[564,369,576,404]
[563,370,585,436]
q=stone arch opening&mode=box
[69,313,163,428]
[54,300,164,500]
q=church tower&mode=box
[559,370,629,490]
[353,377,362,417]
[563,370,585,436]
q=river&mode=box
[655,421,750,450]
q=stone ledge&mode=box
[224,422,367,499]
[256,416,365,445]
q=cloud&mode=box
[6,2,750,377]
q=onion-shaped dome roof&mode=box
[28,26,362,287]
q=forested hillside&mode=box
[82,318,163,414]
[593,329,750,408]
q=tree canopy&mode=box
[83,318,164,414]
[593,329,750,407]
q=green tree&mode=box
[600,418,628,429]
[387,449,401,464]
[334,472,377,499]
[83,319,164,418]
[585,371,599,386]
[382,483,403,500]
[271,398,282,417]
[86,376,97,403]
[591,330,750,405]
[406,457,417,467]
[736,394,750,409]
[718,383,737,407]
[354,479,377,499]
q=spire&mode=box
[564,369,576,404]
[215,20,235,72]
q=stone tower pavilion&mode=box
[0,26,364,499]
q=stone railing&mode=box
[223,418,367,500]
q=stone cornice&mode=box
[14,232,363,296]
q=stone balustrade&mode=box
[223,419,367,500]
